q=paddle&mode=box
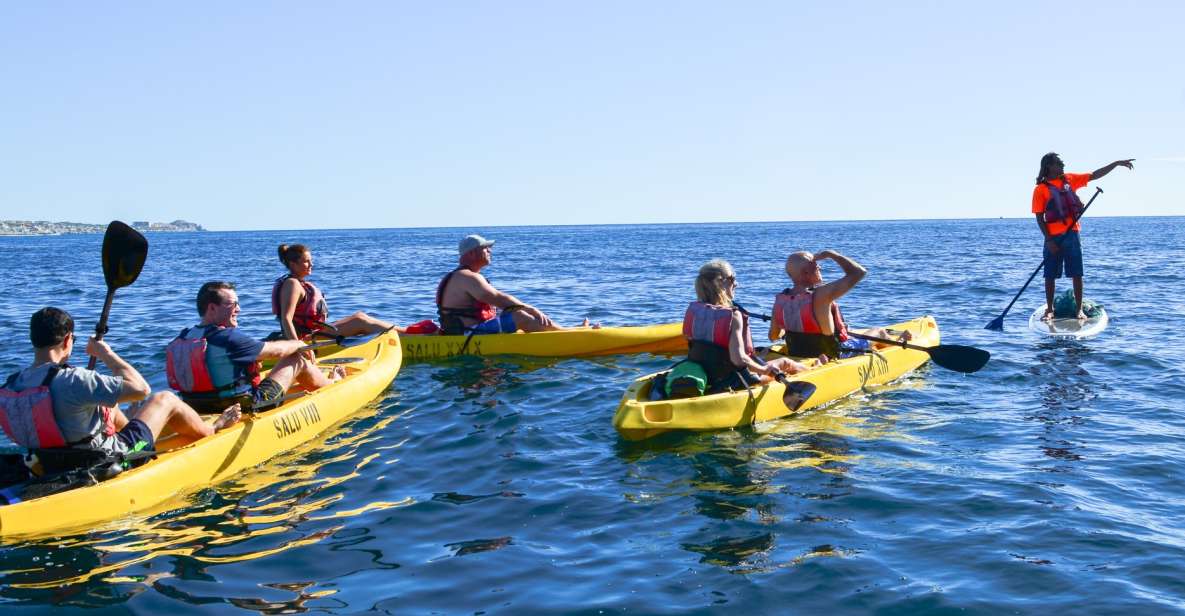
[846,332,990,374]
[741,302,989,374]
[87,221,149,370]
[984,187,1103,331]
[303,327,391,351]
[767,368,817,412]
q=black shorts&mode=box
[251,378,285,409]
[182,378,285,414]
[114,418,155,452]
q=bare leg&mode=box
[1043,277,1056,321]
[756,357,810,384]
[511,311,599,333]
[1072,276,1086,320]
[127,391,240,441]
[332,311,404,336]
[267,353,343,394]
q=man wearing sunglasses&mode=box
[165,281,343,414]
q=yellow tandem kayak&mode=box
[401,322,685,360]
[0,329,403,541]
[612,316,939,441]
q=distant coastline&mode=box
[0,219,205,236]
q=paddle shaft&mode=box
[987,187,1103,327]
[848,331,934,353]
[85,288,117,371]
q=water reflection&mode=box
[616,383,915,573]
[0,403,412,609]
[1028,340,1097,470]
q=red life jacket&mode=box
[271,275,329,336]
[165,326,259,395]
[773,289,849,357]
[166,328,217,394]
[1043,180,1085,227]
[682,301,754,355]
[436,268,497,335]
[773,289,848,339]
[0,365,113,449]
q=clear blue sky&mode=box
[2,1,1181,230]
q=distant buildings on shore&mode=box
[0,220,205,236]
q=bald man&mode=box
[768,250,906,359]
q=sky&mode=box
[1,1,1181,230]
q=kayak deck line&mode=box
[0,330,403,542]
[399,322,686,360]
[612,316,939,441]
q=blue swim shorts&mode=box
[114,418,155,452]
[470,311,518,335]
[1043,231,1083,279]
[839,337,871,358]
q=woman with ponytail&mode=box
[273,244,402,340]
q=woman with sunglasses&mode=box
[683,259,809,394]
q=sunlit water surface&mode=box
[1,218,1183,614]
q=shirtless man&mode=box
[768,250,907,359]
[435,235,595,335]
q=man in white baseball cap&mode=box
[434,234,595,335]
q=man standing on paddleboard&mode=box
[1032,153,1133,321]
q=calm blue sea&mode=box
[1,218,1184,614]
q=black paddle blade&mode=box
[984,315,1005,331]
[101,221,148,290]
[927,344,991,373]
[782,380,817,412]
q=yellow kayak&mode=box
[401,322,685,360]
[613,316,939,441]
[0,329,402,541]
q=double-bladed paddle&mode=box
[87,222,149,370]
[846,332,990,374]
[985,186,1103,331]
[740,302,990,374]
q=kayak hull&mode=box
[0,330,403,541]
[401,323,685,360]
[612,316,939,441]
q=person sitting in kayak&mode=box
[769,250,908,358]
[435,234,597,335]
[684,259,809,393]
[273,243,403,340]
[1032,153,1134,322]
[0,307,240,462]
[166,281,344,414]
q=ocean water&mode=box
[1,218,1183,614]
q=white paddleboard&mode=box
[1028,305,1109,339]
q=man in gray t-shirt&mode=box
[1,307,240,456]
[10,363,125,451]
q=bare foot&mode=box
[328,365,347,383]
[1076,310,1088,322]
[1040,309,1054,322]
[816,354,831,365]
[579,318,602,329]
[213,403,242,431]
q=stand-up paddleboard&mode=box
[1028,305,1109,339]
